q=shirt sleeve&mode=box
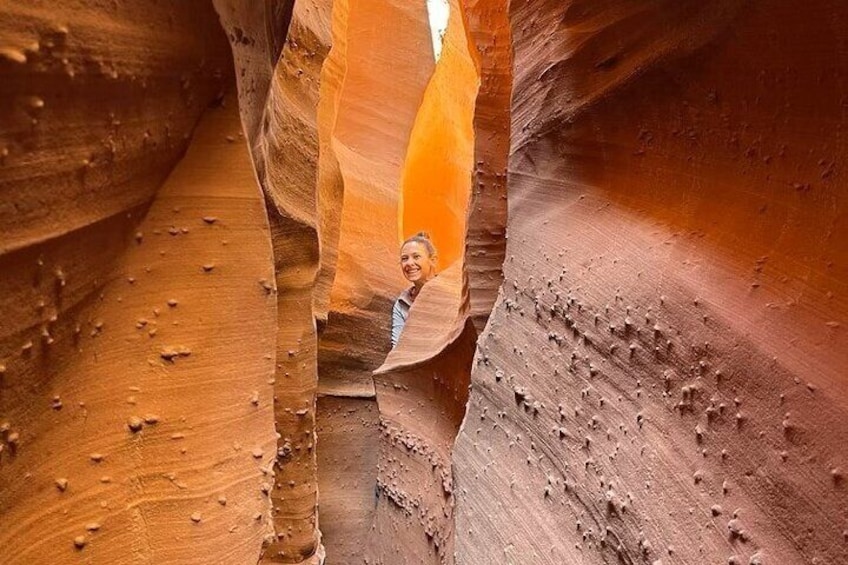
[391,300,404,348]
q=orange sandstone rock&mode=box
[454,2,848,564]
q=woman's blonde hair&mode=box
[402,231,437,258]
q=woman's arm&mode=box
[391,300,405,348]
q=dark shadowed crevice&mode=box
[265,0,295,67]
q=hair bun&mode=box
[402,231,438,257]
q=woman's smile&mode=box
[399,241,436,287]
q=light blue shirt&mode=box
[391,288,414,348]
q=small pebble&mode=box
[127,416,143,433]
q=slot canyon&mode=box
[0,0,846,564]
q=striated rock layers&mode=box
[0,2,279,564]
[455,1,848,564]
[2,1,847,565]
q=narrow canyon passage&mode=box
[220,0,486,562]
[312,0,483,562]
[1,1,846,565]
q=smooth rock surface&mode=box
[455,2,848,564]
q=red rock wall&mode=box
[314,395,380,562]
[0,2,229,256]
[371,263,475,565]
[461,0,511,332]
[0,3,282,563]
[0,100,278,564]
[455,1,848,564]
[216,0,333,561]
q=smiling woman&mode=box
[391,231,439,347]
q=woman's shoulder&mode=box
[396,287,414,307]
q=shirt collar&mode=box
[398,286,415,307]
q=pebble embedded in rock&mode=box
[127,416,143,433]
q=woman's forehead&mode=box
[400,241,427,255]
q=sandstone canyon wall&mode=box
[1,1,847,565]
[455,1,848,565]
[0,2,279,563]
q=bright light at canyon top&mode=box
[427,0,449,60]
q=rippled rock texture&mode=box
[0,2,279,564]
[1,1,846,564]
[455,1,848,564]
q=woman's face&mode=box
[400,241,436,285]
